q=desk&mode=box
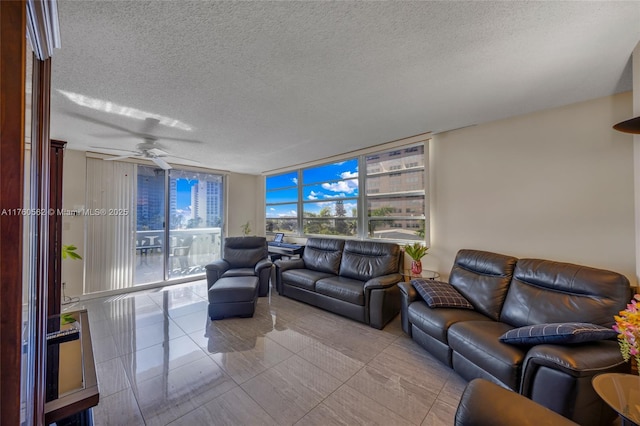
[45,310,99,425]
[268,242,304,259]
[592,373,640,426]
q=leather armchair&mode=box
[455,379,578,426]
[205,236,272,297]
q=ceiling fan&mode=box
[70,112,202,170]
[101,140,179,170]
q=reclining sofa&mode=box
[399,249,631,426]
[275,238,402,329]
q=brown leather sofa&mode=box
[399,249,631,426]
[274,238,402,329]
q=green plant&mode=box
[241,221,251,236]
[61,244,82,260]
[404,242,428,261]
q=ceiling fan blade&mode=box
[104,154,137,161]
[166,154,201,164]
[67,112,144,136]
[89,146,140,154]
[155,135,202,144]
[68,112,201,143]
[151,157,172,170]
[147,147,170,157]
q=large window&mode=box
[366,145,425,241]
[265,142,427,242]
[85,158,224,294]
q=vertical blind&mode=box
[84,158,136,294]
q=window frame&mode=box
[265,139,429,244]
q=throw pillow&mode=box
[411,279,473,309]
[499,322,617,345]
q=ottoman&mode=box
[208,276,259,320]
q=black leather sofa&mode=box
[205,236,273,297]
[274,238,402,329]
[455,379,578,426]
[399,249,631,426]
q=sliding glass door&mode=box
[167,170,223,280]
[85,158,224,294]
[135,165,166,284]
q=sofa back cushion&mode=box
[500,258,630,328]
[223,236,267,268]
[339,240,400,281]
[449,250,518,321]
[302,238,345,274]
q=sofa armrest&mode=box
[363,273,402,291]
[455,379,578,426]
[398,281,418,336]
[255,258,273,273]
[520,341,627,425]
[273,258,306,294]
[398,281,418,302]
[522,341,627,382]
[254,258,273,297]
[365,274,402,329]
[205,260,230,285]
[275,258,305,273]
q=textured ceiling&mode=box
[50,1,640,175]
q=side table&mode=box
[592,373,640,426]
[401,269,440,282]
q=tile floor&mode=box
[66,280,467,425]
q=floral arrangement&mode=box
[613,294,640,369]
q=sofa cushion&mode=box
[449,321,526,391]
[449,250,518,321]
[500,258,630,328]
[316,276,365,305]
[412,279,473,309]
[282,269,334,291]
[408,302,491,343]
[302,238,345,275]
[499,322,617,345]
[222,268,255,278]
[339,240,400,281]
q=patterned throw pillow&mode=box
[411,279,473,309]
[499,322,617,345]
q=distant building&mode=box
[137,167,165,230]
[191,177,223,227]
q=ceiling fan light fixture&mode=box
[613,116,640,134]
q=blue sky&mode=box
[266,159,359,217]
[176,179,194,210]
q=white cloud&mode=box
[321,179,358,194]
[292,177,298,185]
[307,190,320,200]
[270,207,275,211]
[340,170,358,179]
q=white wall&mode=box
[61,149,87,298]
[226,172,263,237]
[427,92,636,284]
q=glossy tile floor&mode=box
[66,280,467,425]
